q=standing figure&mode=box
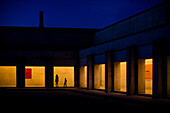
[55,74,59,87]
[64,78,67,87]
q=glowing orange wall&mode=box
[145,59,152,95]
[0,66,16,87]
[25,66,45,87]
[145,59,153,80]
[53,67,74,87]
[138,59,152,95]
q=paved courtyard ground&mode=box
[0,88,169,112]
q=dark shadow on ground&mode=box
[0,89,169,113]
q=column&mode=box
[74,51,80,87]
[105,51,113,92]
[79,66,85,88]
[114,62,120,91]
[87,55,94,90]
[138,59,145,94]
[45,57,53,88]
[167,56,170,97]
[74,65,79,87]
[127,46,137,95]
[17,57,25,88]
[94,65,100,89]
[153,40,167,99]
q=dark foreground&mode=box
[0,88,169,112]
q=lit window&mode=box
[0,66,16,87]
[114,62,127,92]
[94,64,105,90]
[138,59,153,95]
[25,66,45,87]
[53,66,74,87]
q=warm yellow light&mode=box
[0,66,16,87]
[114,62,127,92]
[80,66,87,88]
[120,62,127,92]
[145,59,153,95]
[94,64,105,90]
[145,59,152,64]
[53,66,74,87]
[138,59,153,95]
[25,66,45,87]
[84,66,87,87]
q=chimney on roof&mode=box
[39,11,44,28]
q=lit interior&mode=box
[25,66,45,87]
[80,66,87,88]
[114,62,127,92]
[94,64,105,90]
[53,66,74,87]
[167,56,170,97]
[138,59,152,95]
[0,66,16,87]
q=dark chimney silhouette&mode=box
[39,11,44,28]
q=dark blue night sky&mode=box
[0,0,166,28]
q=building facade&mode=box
[0,1,170,99]
[79,1,170,99]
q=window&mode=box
[0,66,16,87]
[25,66,45,87]
[94,64,105,90]
[114,62,127,92]
[53,66,74,87]
[138,59,153,95]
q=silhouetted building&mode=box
[0,1,170,99]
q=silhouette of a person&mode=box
[64,78,67,87]
[55,74,59,87]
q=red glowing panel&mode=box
[25,68,32,79]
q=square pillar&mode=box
[79,66,87,88]
[87,55,94,90]
[138,59,145,94]
[105,51,113,93]
[126,46,137,95]
[167,56,170,97]
[153,40,167,99]
[74,65,79,87]
[74,51,80,87]
[114,62,121,91]
[94,65,100,89]
[17,57,25,88]
[45,57,53,88]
